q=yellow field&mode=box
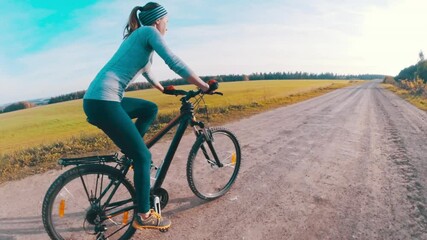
[0,80,355,155]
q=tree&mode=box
[2,101,35,113]
[396,65,417,81]
[416,60,427,83]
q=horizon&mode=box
[1,0,426,105]
[0,73,382,108]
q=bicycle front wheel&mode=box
[187,127,241,200]
[42,164,136,240]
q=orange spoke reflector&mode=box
[122,211,129,225]
[59,199,65,218]
[231,153,236,166]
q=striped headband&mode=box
[138,5,168,26]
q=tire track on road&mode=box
[375,86,427,239]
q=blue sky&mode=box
[0,0,426,104]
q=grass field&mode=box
[0,80,360,183]
[0,80,355,154]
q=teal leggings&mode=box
[83,98,158,213]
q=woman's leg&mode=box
[121,97,158,138]
[83,99,151,213]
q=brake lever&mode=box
[214,92,223,96]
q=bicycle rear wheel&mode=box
[187,127,241,200]
[42,164,136,240]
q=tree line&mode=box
[1,71,382,114]
[395,51,427,83]
[1,101,36,113]
[384,51,427,98]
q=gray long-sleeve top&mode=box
[84,26,194,101]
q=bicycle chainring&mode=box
[151,188,169,209]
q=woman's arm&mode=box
[186,74,209,92]
[146,27,209,91]
[142,71,164,92]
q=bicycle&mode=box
[41,87,242,240]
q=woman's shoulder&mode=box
[137,26,160,36]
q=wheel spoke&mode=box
[187,128,241,200]
[42,165,137,240]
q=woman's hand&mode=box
[204,79,218,94]
[186,75,209,92]
[162,85,175,95]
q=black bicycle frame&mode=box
[98,105,195,221]
[54,92,226,240]
[146,100,197,190]
[88,94,220,214]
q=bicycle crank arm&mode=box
[154,196,161,215]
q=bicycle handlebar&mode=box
[164,88,223,101]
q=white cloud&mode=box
[1,0,425,104]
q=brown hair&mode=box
[123,2,160,39]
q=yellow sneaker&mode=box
[132,209,171,231]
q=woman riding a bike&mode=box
[83,2,214,231]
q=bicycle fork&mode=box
[195,127,223,168]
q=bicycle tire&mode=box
[187,127,241,200]
[42,164,137,240]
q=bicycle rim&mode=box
[187,128,241,200]
[42,165,136,240]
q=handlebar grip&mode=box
[163,85,176,95]
[207,79,219,93]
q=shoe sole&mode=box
[132,222,171,231]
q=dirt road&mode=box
[1,81,426,240]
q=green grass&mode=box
[0,80,360,183]
[0,80,356,154]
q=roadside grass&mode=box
[382,83,427,111]
[0,80,361,183]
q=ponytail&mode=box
[123,6,143,39]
